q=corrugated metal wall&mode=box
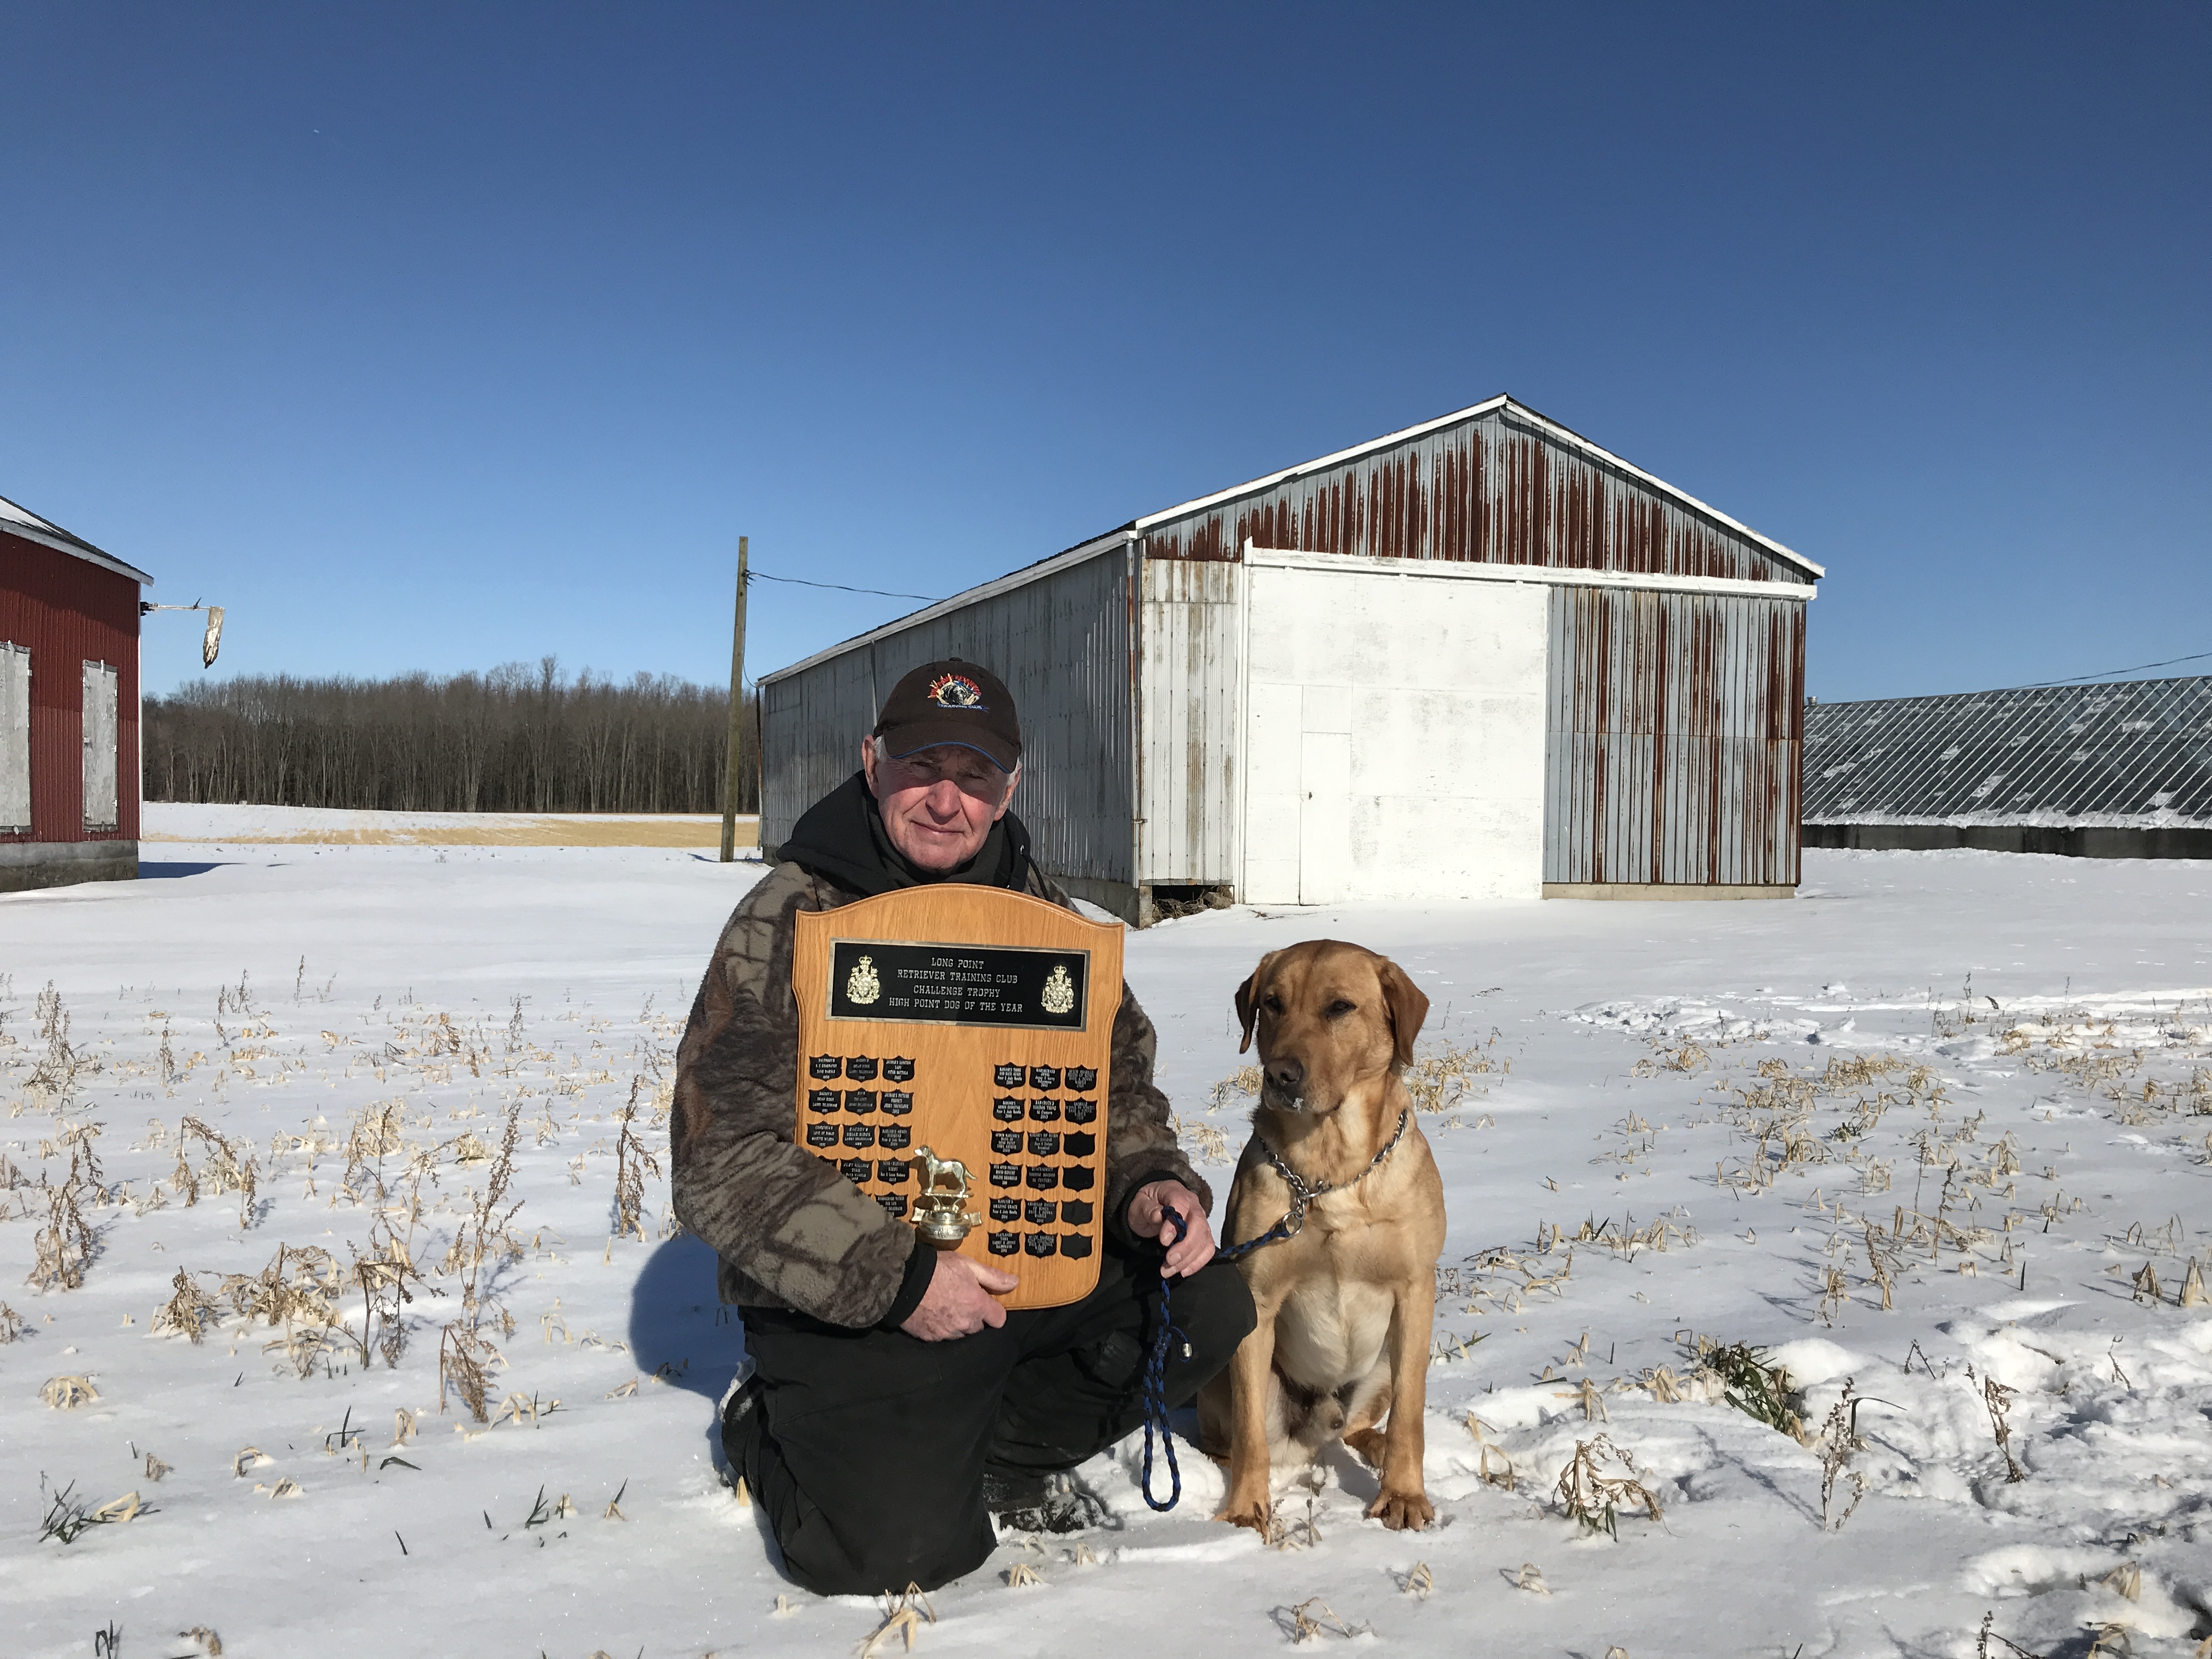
[761,547,1137,885]
[1544,587,1804,885]
[1137,558,1241,885]
[1142,404,1812,588]
[0,530,141,845]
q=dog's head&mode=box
[1233,940,1430,1116]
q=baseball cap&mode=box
[873,659,1022,771]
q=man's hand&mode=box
[1126,1181,1217,1279]
[899,1252,1020,1341]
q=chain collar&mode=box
[1256,1106,1410,1240]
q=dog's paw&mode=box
[1344,1427,1387,1468]
[1365,1488,1435,1531]
[1215,1496,1271,1535]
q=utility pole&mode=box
[719,537,749,863]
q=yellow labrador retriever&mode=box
[1197,940,1444,1532]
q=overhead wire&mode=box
[2017,648,2212,689]
[747,570,943,603]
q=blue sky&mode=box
[3,3,2205,703]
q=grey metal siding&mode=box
[1544,587,1804,885]
[1137,558,1241,885]
[761,550,1136,886]
[1143,404,1811,587]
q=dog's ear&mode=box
[1233,952,1276,1055]
[1376,956,1430,1069]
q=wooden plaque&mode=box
[792,886,1123,1311]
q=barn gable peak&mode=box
[1133,394,1822,584]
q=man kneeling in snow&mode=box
[672,658,1254,1595]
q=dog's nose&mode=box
[1267,1058,1304,1090]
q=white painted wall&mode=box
[1240,553,1549,904]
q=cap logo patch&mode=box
[927,673,986,710]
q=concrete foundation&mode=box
[1803,823,2212,860]
[1542,882,1795,901]
[0,839,138,893]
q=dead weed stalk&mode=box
[612,1080,661,1242]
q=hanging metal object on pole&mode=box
[139,599,227,667]
[719,537,749,864]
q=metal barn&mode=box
[760,397,1822,923]
[1803,676,2212,859]
[1,493,151,891]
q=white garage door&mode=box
[82,659,119,831]
[1240,552,1549,905]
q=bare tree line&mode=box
[145,658,757,814]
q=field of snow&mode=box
[2,842,2208,1659]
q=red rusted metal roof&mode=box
[1138,396,1820,584]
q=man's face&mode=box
[861,738,1020,872]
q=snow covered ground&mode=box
[2,836,2208,1659]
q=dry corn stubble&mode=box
[152,1268,223,1342]
[1554,1435,1662,1539]
[857,1584,936,1657]
[1282,1598,1372,1643]
[40,1374,98,1409]
[173,1113,261,1228]
[2182,1258,2210,1307]
[26,1137,103,1293]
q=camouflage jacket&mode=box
[672,862,1207,1328]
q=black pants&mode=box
[727,1247,1254,1596]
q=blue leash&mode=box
[1135,1115,1407,1511]
[1137,1206,1190,1511]
[1137,1205,1302,1513]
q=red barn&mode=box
[1,493,152,891]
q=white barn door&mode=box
[82,659,119,831]
[1240,554,1549,906]
[1296,693,1352,904]
[0,644,29,833]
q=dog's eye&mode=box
[1262,994,1284,1015]
[1325,999,1356,1018]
